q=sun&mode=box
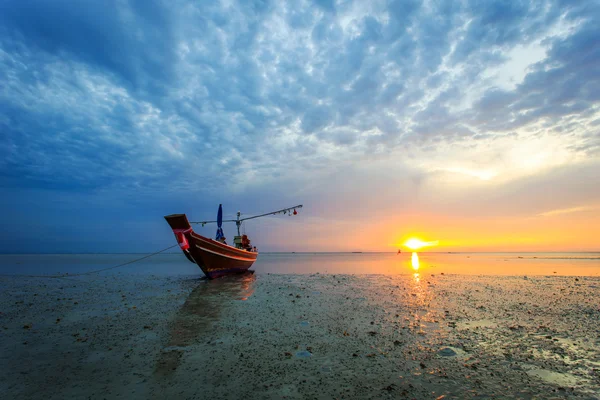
[404,238,439,250]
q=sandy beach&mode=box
[1,270,599,399]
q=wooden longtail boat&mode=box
[164,214,257,279]
[165,204,302,279]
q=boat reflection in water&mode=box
[154,272,256,377]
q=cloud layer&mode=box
[1,0,599,252]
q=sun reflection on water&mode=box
[411,252,420,271]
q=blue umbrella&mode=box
[215,204,225,241]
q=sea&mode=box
[1,252,599,277]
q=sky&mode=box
[1,0,599,253]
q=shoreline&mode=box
[2,251,600,255]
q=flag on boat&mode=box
[215,203,225,241]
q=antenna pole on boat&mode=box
[190,204,303,225]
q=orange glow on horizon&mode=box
[289,206,600,252]
[377,208,599,253]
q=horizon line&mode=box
[1,250,599,255]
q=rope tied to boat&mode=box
[0,244,178,279]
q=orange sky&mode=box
[387,210,600,252]
[218,160,600,252]
[201,205,598,253]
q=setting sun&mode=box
[404,238,439,250]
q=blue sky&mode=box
[1,0,599,253]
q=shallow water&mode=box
[1,252,599,277]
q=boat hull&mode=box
[164,214,258,279]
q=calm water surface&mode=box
[1,252,599,276]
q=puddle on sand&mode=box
[153,272,256,376]
[522,364,582,387]
[456,319,497,330]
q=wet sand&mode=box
[1,272,599,399]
